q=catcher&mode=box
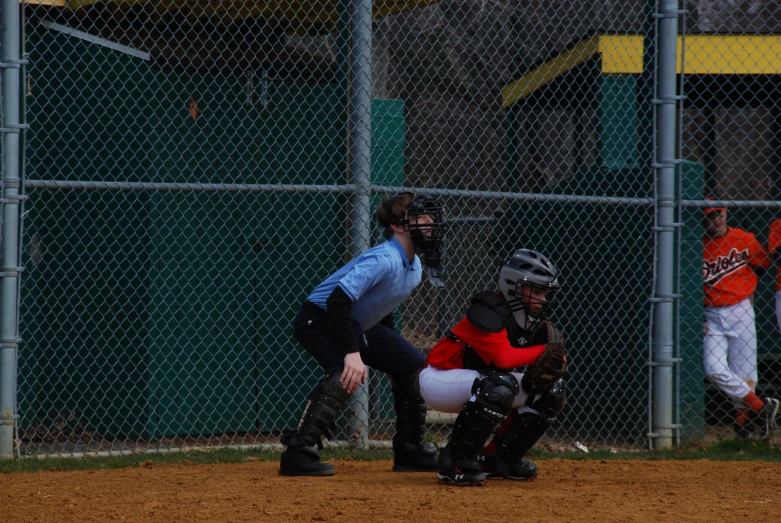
[420,249,567,486]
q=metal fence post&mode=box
[346,0,373,450]
[650,0,682,450]
[0,0,23,459]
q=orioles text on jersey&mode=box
[703,247,750,286]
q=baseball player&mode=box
[279,193,445,476]
[702,197,780,439]
[419,249,567,486]
[766,217,781,335]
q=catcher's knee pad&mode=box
[448,371,518,459]
[471,370,519,412]
[290,373,350,448]
[527,379,566,419]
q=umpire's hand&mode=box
[341,352,367,394]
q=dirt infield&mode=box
[2,458,780,522]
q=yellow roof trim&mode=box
[503,34,781,108]
[501,34,600,109]
[599,34,644,74]
[683,35,781,75]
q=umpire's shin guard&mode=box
[279,374,349,477]
[392,373,438,472]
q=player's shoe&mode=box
[476,451,538,481]
[279,433,335,476]
[392,440,439,472]
[758,398,781,440]
[437,462,486,486]
[734,419,754,440]
[734,407,755,441]
[437,446,485,486]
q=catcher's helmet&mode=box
[498,249,559,330]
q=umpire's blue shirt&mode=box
[307,237,421,330]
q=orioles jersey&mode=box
[426,291,546,370]
[702,227,771,307]
[767,218,781,292]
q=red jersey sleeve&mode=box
[769,219,781,255]
[769,219,781,292]
[451,320,546,369]
[747,232,771,269]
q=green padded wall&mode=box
[20,25,408,439]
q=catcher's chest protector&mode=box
[467,291,530,348]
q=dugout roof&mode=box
[25,0,437,27]
[502,33,781,109]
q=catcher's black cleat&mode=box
[437,446,485,486]
[392,441,439,472]
[477,451,538,481]
[493,457,538,481]
[437,463,486,486]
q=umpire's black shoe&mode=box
[392,440,439,472]
[279,446,335,476]
[477,451,538,481]
[279,434,335,477]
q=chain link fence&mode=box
[2,0,780,457]
[680,1,781,445]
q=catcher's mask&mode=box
[498,249,559,331]
[382,192,446,287]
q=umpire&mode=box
[279,193,445,476]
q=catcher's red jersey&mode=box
[702,227,770,307]
[426,316,545,370]
[767,218,781,291]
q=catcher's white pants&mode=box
[703,298,757,406]
[419,366,536,413]
[775,290,781,335]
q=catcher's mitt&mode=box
[524,321,567,392]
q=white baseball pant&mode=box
[419,366,540,414]
[703,298,757,406]
[775,290,781,335]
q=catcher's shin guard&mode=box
[438,371,518,486]
[279,374,349,477]
[391,371,438,472]
[481,379,566,481]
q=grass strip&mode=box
[0,439,778,475]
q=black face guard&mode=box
[406,195,445,255]
[385,193,446,287]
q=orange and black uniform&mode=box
[702,226,771,430]
[427,291,546,372]
[767,218,781,336]
[702,227,770,307]
[769,219,781,290]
